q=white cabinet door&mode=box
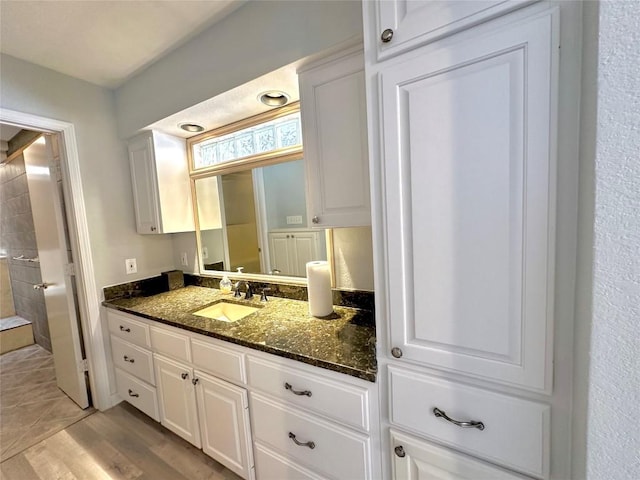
[390,429,529,480]
[268,230,321,276]
[299,48,371,228]
[195,370,254,480]
[268,232,294,275]
[290,232,320,276]
[381,9,558,392]
[127,131,194,234]
[372,0,533,60]
[154,354,201,448]
[129,134,161,234]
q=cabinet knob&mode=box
[192,378,199,386]
[181,372,188,380]
[391,347,403,358]
[381,28,394,43]
[150,226,157,232]
[312,216,320,224]
[394,446,406,458]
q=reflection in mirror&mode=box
[195,159,327,278]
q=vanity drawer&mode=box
[251,393,371,480]
[111,335,155,385]
[191,336,245,384]
[388,366,550,478]
[107,310,150,348]
[247,356,369,431]
[254,442,326,480]
[150,325,191,362]
[115,367,159,421]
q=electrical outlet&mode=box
[202,246,208,259]
[125,258,137,274]
[287,215,303,225]
[180,252,188,266]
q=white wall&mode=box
[0,54,175,291]
[114,0,363,138]
[586,1,640,478]
[332,227,374,291]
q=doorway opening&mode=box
[0,126,94,461]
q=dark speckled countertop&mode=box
[103,286,377,382]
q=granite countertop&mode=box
[103,286,377,382]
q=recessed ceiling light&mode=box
[258,91,290,107]
[179,123,204,133]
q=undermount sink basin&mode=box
[193,301,259,323]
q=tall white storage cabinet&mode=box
[363,1,582,479]
[128,130,194,234]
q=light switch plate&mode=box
[287,215,303,225]
[125,258,137,274]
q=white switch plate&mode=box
[180,252,188,266]
[125,258,137,274]
[287,215,303,225]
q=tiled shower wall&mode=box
[0,132,52,351]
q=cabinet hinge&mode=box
[65,263,76,276]
[80,358,89,372]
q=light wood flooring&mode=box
[1,345,242,479]
[1,402,243,480]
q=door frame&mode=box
[1,108,111,410]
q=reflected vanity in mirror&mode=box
[190,104,328,280]
[194,160,327,278]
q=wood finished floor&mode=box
[1,345,242,479]
[1,402,243,480]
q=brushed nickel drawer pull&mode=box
[433,407,485,431]
[288,432,315,449]
[119,325,131,332]
[123,355,135,363]
[284,382,312,397]
[128,389,139,398]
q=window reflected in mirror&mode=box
[194,159,327,278]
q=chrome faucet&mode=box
[234,280,254,300]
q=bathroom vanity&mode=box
[103,284,380,480]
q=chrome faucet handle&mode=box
[260,288,272,302]
[244,282,254,300]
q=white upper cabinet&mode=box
[128,130,194,234]
[299,47,371,228]
[373,0,534,60]
[381,8,558,392]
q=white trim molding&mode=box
[0,108,112,410]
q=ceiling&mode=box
[1,0,303,138]
[0,0,246,88]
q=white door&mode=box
[380,9,558,391]
[154,354,201,447]
[23,135,89,409]
[195,370,254,480]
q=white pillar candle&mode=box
[306,261,333,317]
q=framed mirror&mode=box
[190,105,328,282]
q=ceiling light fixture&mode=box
[258,91,290,107]
[179,123,205,133]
